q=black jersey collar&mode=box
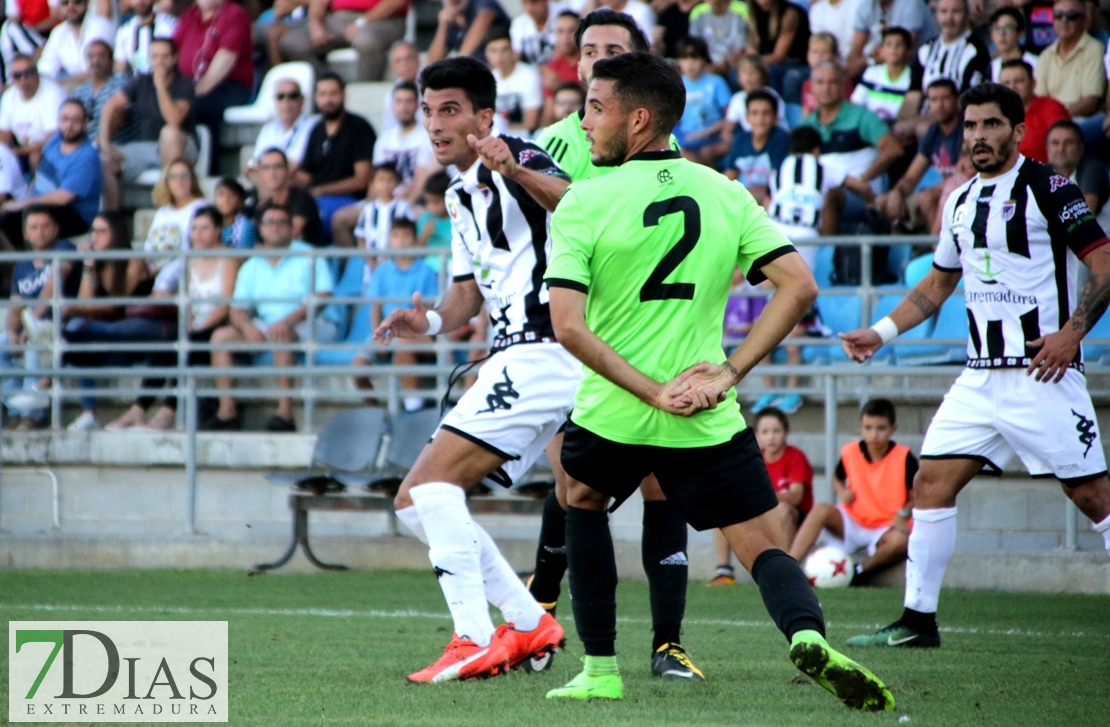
[627,150,680,162]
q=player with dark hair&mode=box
[374,55,572,684]
[544,51,894,710]
[842,82,1110,648]
[528,9,702,682]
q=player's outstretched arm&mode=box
[839,266,962,362]
[467,134,570,212]
[550,286,699,415]
[1028,243,1110,382]
[373,279,484,344]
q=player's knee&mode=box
[567,479,608,510]
[1061,475,1110,514]
[639,474,665,500]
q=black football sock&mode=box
[527,490,567,606]
[751,548,826,641]
[642,500,688,650]
[566,505,618,657]
[900,607,939,636]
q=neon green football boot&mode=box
[545,656,624,701]
[790,630,895,711]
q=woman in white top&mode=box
[143,158,206,276]
[108,207,239,430]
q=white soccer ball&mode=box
[803,545,854,588]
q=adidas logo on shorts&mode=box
[659,552,689,566]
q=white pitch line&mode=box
[5,603,1108,640]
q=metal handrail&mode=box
[1,236,1101,546]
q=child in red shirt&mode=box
[708,407,813,586]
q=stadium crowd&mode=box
[3,0,1110,431]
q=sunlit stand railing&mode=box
[1,238,1105,548]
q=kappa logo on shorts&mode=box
[433,565,454,579]
[476,367,520,415]
[1071,409,1097,458]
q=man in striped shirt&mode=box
[841,83,1110,649]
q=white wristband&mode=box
[424,310,442,336]
[870,316,899,344]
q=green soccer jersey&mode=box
[537,111,681,182]
[546,150,794,447]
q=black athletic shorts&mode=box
[560,420,779,531]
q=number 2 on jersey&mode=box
[640,196,701,302]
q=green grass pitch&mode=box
[2,569,1108,726]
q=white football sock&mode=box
[410,482,495,646]
[904,507,958,614]
[473,521,544,632]
[395,505,427,544]
[1093,512,1110,558]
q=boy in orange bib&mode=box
[789,399,917,584]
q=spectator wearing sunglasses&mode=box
[247,78,317,176]
[0,54,65,174]
[1035,0,1106,146]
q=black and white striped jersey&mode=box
[935,155,1109,370]
[914,30,990,93]
[447,135,570,349]
[769,153,840,230]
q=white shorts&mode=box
[921,368,1107,483]
[437,342,583,486]
[824,504,890,556]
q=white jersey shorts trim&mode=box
[437,342,583,486]
[921,368,1106,482]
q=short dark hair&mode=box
[590,52,685,138]
[554,81,586,100]
[575,8,649,53]
[260,147,289,164]
[1047,118,1083,143]
[423,169,452,198]
[557,9,581,23]
[923,77,959,96]
[23,204,57,227]
[374,161,402,182]
[216,176,247,201]
[315,71,345,92]
[151,37,177,55]
[193,206,224,230]
[61,97,88,120]
[675,36,711,63]
[391,218,417,237]
[485,27,512,45]
[753,407,790,431]
[960,82,1024,127]
[86,39,112,56]
[861,398,896,425]
[255,200,292,226]
[419,56,497,114]
[789,125,822,154]
[999,58,1034,80]
[926,78,958,98]
[880,25,913,47]
[745,89,779,115]
[989,6,1026,33]
[393,80,418,98]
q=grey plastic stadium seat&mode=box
[265,407,387,492]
